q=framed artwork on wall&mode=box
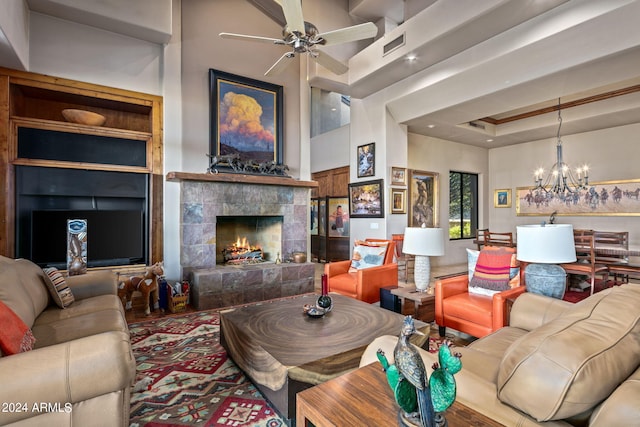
[328,197,350,237]
[408,170,439,227]
[310,198,319,235]
[318,198,327,236]
[348,179,384,218]
[390,188,407,214]
[516,179,640,216]
[391,167,407,186]
[209,69,283,164]
[357,142,375,178]
[494,189,512,208]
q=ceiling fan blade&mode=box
[317,22,378,46]
[280,0,305,34]
[312,50,348,75]
[265,52,296,76]
[219,32,285,45]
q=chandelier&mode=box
[533,98,589,195]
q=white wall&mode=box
[310,125,350,173]
[408,134,489,266]
[489,122,640,246]
[0,0,29,70]
[29,12,164,95]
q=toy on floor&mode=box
[118,262,164,316]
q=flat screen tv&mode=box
[31,210,145,268]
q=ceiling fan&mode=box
[219,0,378,76]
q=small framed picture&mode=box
[391,167,407,186]
[494,189,512,208]
[390,188,407,214]
[357,142,375,178]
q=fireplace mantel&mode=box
[166,171,318,188]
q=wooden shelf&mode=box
[0,66,164,266]
[166,171,318,188]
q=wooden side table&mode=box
[297,362,504,427]
[391,286,435,322]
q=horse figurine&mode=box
[117,262,164,316]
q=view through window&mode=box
[449,171,478,239]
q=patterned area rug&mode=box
[128,309,286,427]
[128,304,446,426]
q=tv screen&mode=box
[31,210,145,268]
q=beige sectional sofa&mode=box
[361,284,640,426]
[0,256,135,426]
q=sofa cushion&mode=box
[14,258,51,316]
[0,256,42,327]
[0,300,36,355]
[468,246,515,295]
[43,267,75,308]
[589,364,640,427]
[497,284,640,421]
[349,240,388,271]
[32,304,128,348]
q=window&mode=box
[449,172,478,239]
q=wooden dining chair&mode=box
[475,229,514,250]
[592,231,629,282]
[560,233,609,295]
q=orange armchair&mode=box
[435,274,526,338]
[325,239,397,304]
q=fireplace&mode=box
[167,172,318,310]
[216,215,283,264]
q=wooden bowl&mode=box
[61,109,106,126]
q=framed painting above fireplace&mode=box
[209,69,283,165]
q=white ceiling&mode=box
[20,0,640,149]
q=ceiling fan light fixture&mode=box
[219,0,377,76]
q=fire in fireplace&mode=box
[216,216,283,264]
[222,236,264,264]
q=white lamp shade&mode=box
[516,224,577,263]
[402,227,445,256]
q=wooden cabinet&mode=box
[311,165,349,198]
[0,67,163,268]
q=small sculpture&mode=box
[118,262,164,316]
[377,316,462,427]
[394,316,435,427]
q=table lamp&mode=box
[403,225,445,293]
[516,224,576,299]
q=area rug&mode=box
[562,279,619,304]
[128,302,445,426]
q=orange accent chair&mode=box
[435,274,526,338]
[325,239,397,304]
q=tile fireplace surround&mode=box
[167,172,318,309]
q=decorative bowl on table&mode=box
[61,109,106,126]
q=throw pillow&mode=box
[0,300,36,355]
[466,248,479,281]
[42,267,75,308]
[468,246,515,295]
[349,240,389,272]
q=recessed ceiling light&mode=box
[331,108,337,111]
[406,54,417,62]
[427,124,435,128]
[486,139,494,142]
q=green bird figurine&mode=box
[429,340,463,413]
[376,349,418,414]
[394,316,436,427]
